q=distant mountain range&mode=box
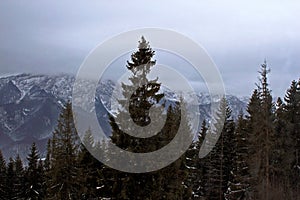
[0,74,248,160]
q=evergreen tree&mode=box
[44,139,51,172]
[44,139,52,199]
[226,113,251,200]
[24,142,44,200]
[46,102,80,200]
[246,89,261,193]
[0,150,7,200]
[6,157,15,200]
[100,36,192,199]
[271,97,293,198]
[247,61,275,199]
[200,122,220,199]
[185,120,207,199]
[77,129,102,199]
[37,159,46,199]
[14,154,25,199]
[110,36,165,152]
[203,98,235,200]
[201,98,235,200]
[5,156,25,200]
[283,80,300,197]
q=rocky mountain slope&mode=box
[0,74,248,160]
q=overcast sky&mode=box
[1,0,300,97]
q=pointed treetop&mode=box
[276,97,283,105]
[259,59,271,76]
[138,36,149,49]
[0,150,6,171]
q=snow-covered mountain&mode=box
[0,74,248,160]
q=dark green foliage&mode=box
[284,80,300,171]
[24,142,45,200]
[14,154,25,199]
[0,150,7,199]
[226,113,251,200]
[77,129,102,199]
[6,157,16,199]
[44,139,51,172]
[46,102,80,200]
[5,155,25,200]
[246,61,275,199]
[185,120,208,199]
[271,98,292,198]
[282,80,300,198]
[99,36,192,200]
[204,98,235,200]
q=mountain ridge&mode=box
[0,73,248,160]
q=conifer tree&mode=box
[6,157,15,200]
[272,97,292,198]
[200,122,219,199]
[44,139,52,199]
[247,61,275,199]
[283,80,300,197]
[205,98,235,200]
[226,113,251,199]
[5,156,25,199]
[14,154,25,199]
[101,36,192,199]
[0,150,7,199]
[246,89,261,197]
[77,129,102,199]
[44,139,51,173]
[46,102,80,200]
[24,142,44,200]
[185,120,207,199]
[37,159,46,199]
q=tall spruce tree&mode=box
[226,113,251,200]
[24,142,44,200]
[283,79,300,197]
[5,155,25,200]
[247,78,262,200]
[37,159,46,199]
[0,150,7,199]
[204,98,235,200]
[271,97,293,199]
[77,129,102,199]
[6,157,15,200]
[44,139,52,199]
[185,120,208,199]
[14,154,25,199]
[46,102,80,200]
[100,36,192,199]
[247,61,275,199]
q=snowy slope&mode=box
[0,74,248,160]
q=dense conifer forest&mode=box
[0,38,299,200]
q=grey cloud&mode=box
[0,0,300,97]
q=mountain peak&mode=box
[0,73,248,160]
